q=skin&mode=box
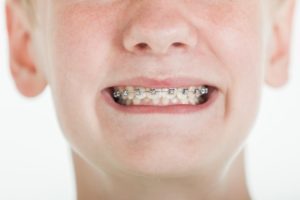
[5,0,296,199]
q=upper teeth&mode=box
[112,86,209,106]
[113,87,208,98]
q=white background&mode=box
[0,1,299,200]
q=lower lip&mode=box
[101,89,219,114]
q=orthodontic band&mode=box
[113,87,209,98]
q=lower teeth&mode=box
[111,86,211,106]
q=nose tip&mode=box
[122,14,198,55]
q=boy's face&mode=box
[7,0,294,177]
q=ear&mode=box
[6,1,47,97]
[265,0,296,88]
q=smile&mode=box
[101,77,221,114]
[111,86,213,106]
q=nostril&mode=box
[134,42,187,54]
[173,42,185,48]
[136,43,149,51]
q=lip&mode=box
[105,76,218,89]
[100,76,220,114]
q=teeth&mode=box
[122,90,129,100]
[147,88,161,100]
[179,98,189,104]
[189,98,197,105]
[176,88,189,100]
[200,87,208,95]
[113,90,121,98]
[162,98,170,105]
[165,88,177,99]
[188,86,196,98]
[171,98,179,104]
[135,88,146,99]
[112,86,210,106]
[133,98,141,105]
[126,86,135,100]
[152,98,160,105]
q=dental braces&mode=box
[113,87,209,98]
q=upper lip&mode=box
[105,76,220,90]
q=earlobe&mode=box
[265,0,295,88]
[6,1,47,97]
[10,62,47,97]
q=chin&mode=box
[101,126,225,178]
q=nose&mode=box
[122,3,198,55]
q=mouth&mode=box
[110,85,215,106]
[101,78,219,114]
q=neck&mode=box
[72,150,251,200]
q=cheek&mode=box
[44,4,122,148]
[218,25,265,109]
[197,2,267,144]
[223,18,265,119]
[49,4,117,83]
[188,0,266,100]
[48,4,119,103]
[222,20,265,141]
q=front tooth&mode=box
[152,98,160,105]
[133,98,141,105]
[147,88,161,100]
[171,98,179,104]
[162,98,170,105]
[143,97,151,103]
[165,88,177,99]
[135,87,146,99]
[188,87,196,99]
[126,86,135,100]
[179,98,189,104]
[177,88,189,100]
